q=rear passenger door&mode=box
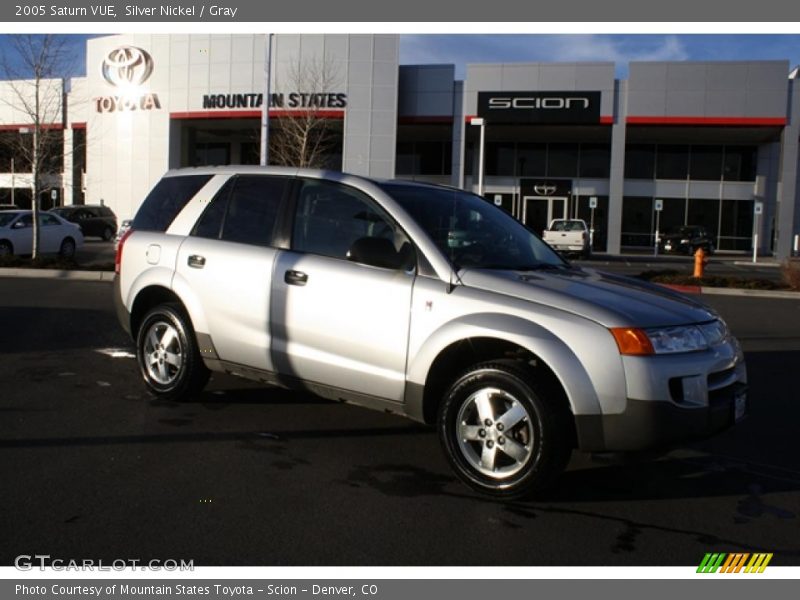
[175,175,290,372]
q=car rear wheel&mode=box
[0,240,12,257]
[438,359,573,498]
[136,303,210,401]
[59,237,76,258]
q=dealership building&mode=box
[1,33,799,258]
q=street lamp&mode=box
[470,117,485,197]
[260,33,274,166]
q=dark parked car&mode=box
[50,205,118,241]
[660,225,715,255]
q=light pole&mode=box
[470,117,485,197]
[260,33,274,167]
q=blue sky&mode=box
[2,34,800,80]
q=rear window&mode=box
[551,221,585,232]
[133,175,212,232]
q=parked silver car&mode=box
[115,167,747,498]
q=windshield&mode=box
[379,183,566,270]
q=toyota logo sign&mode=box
[102,46,154,88]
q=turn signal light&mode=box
[610,327,654,356]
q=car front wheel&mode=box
[438,360,573,498]
[59,237,76,258]
[136,303,210,401]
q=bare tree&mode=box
[0,35,75,258]
[268,57,343,169]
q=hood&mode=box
[457,265,716,328]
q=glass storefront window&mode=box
[719,199,754,250]
[395,142,415,175]
[485,142,515,176]
[624,144,656,179]
[579,144,610,178]
[658,197,686,235]
[516,143,547,177]
[547,143,579,177]
[723,146,757,182]
[621,196,654,246]
[689,145,723,181]
[655,145,690,180]
[687,198,720,239]
[395,141,452,176]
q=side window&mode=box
[192,178,234,240]
[19,214,33,227]
[40,214,59,226]
[133,175,213,232]
[220,176,287,247]
[292,179,404,261]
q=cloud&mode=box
[399,34,691,77]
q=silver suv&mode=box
[115,166,747,498]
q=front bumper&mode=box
[575,382,747,451]
[575,337,747,451]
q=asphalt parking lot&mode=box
[1,275,799,567]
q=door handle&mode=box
[284,270,308,286]
[188,254,206,269]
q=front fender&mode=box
[406,312,603,419]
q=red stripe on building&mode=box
[463,114,615,124]
[170,110,346,120]
[0,123,64,131]
[71,122,87,130]
[627,116,786,126]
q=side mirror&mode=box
[347,237,413,270]
[13,221,27,229]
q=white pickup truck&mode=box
[542,219,591,258]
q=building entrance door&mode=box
[522,196,568,234]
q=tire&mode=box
[438,360,573,498]
[0,240,12,257]
[102,226,114,241]
[136,303,210,401]
[59,237,76,258]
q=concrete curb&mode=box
[0,268,115,281]
[658,283,800,299]
[699,286,800,299]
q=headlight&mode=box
[697,320,729,346]
[646,325,707,354]
[611,321,727,355]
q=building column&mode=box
[606,80,627,255]
[775,79,800,260]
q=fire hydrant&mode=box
[693,247,708,278]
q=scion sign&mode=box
[478,91,601,124]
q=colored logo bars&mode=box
[697,552,773,573]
